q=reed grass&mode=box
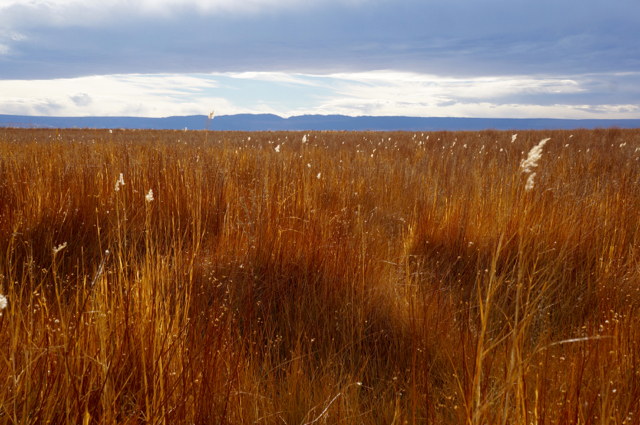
[0,127,639,424]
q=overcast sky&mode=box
[1,0,639,118]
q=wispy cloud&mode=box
[0,74,236,117]
[323,71,587,99]
[1,72,638,119]
[224,72,324,87]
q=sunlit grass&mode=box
[0,127,639,424]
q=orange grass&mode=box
[0,127,639,424]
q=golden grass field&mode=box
[0,127,639,424]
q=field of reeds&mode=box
[1,127,639,424]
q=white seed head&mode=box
[0,294,7,311]
[115,173,125,191]
[146,189,154,202]
[521,138,550,174]
[511,134,517,143]
[275,145,280,153]
[317,172,321,179]
[53,242,67,254]
[525,173,536,192]
[302,135,307,143]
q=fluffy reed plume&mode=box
[146,189,154,202]
[520,137,550,175]
[205,110,215,138]
[511,133,517,143]
[520,138,550,191]
[114,173,125,191]
[524,172,536,192]
[0,293,7,314]
[52,242,67,254]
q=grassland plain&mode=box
[0,127,639,424]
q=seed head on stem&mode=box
[520,138,550,192]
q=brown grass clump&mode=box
[1,127,639,424]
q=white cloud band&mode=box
[0,71,638,119]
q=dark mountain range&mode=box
[1,113,639,131]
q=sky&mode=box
[0,0,639,119]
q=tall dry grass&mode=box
[0,127,639,424]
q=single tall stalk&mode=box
[205,110,214,143]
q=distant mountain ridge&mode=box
[1,113,640,131]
